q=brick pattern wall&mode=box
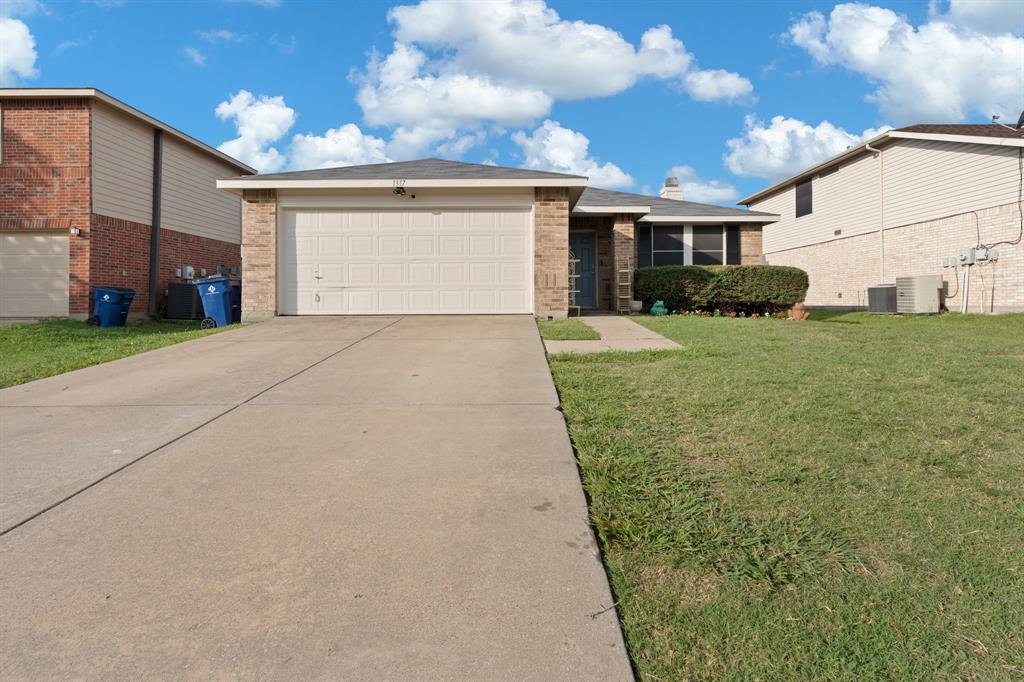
[88,214,242,316]
[0,98,92,230]
[739,225,764,264]
[534,187,569,318]
[765,201,1023,312]
[612,214,636,310]
[241,189,278,321]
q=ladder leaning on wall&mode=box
[568,248,581,318]
[616,257,632,314]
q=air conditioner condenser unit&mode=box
[895,275,942,314]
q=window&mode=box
[795,179,812,217]
[691,226,724,265]
[638,224,726,267]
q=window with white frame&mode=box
[637,224,727,266]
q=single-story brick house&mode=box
[216,159,779,319]
[741,124,1024,313]
[0,88,254,319]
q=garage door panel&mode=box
[378,236,404,257]
[1,234,69,317]
[280,208,531,315]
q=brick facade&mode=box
[240,189,278,322]
[534,187,569,318]
[739,225,763,265]
[765,201,1023,312]
[86,214,241,316]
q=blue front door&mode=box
[569,232,597,308]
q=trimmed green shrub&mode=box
[710,265,809,313]
[634,265,715,312]
[634,265,809,314]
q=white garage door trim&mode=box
[0,233,70,318]
[277,206,534,315]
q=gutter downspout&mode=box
[148,129,163,318]
[865,142,883,283]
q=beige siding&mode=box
[91,101,153,225]
[161,136,242,244]
[754,150,882,254]
[754,138,1021,254]
[882,139,1020,230]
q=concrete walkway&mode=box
[544,315,681,354]
[0,316,632,681]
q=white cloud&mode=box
[270,33,297,53]
[724,114,890,180]
[788,3,1024,123]
[199,29,247,44]
[512,120,633,188]
[936,0,1024,35]
[665,165,740,205]
[215,90,296,172]
[352,0,753,156]
[0,18,38,85]
[290,124,390,169]
[0,0,44,17]
[183,46,205,66]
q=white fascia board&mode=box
[887,131,1024,147]
[217,177,589,190]
[641,214,779,223]
[573,205,650,214]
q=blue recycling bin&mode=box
[194,276,234,328]
[88,287,136,327]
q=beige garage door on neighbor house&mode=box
[0,233,69,318]
[278,208,532,315]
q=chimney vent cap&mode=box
[664,177,679,187]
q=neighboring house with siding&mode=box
[740,124,1024,313]
[0,88,254,319]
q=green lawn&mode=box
[537,318,601,340]
[548,312,1024,680]
[0,320,225,389]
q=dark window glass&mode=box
[637,223,652,267]
[691,226,724,251]
[692,250,723,265]
[653,226,685,250]
[795,179,812,217]
[652,251,686,266]
[726,225,740,264]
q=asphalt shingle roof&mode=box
[226,158,588,181]
[895,123,1024,139]
[576,187,778,218]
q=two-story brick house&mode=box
[0,88,254,319]
[741,124,1024,313]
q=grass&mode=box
[537,318,601,340]
[0,319,225,389]
[547,311,1024,680]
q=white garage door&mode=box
[279,208,532,315]
[0,234,69,317]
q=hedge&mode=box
[633,265,716,312]
[635,265,809,314]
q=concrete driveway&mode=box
[0,316,632,680]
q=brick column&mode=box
[740,225,764,264]
[612,214,636,311]
[241,189,277,322]
[534,187,570,318]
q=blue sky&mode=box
[2,0,1022,203]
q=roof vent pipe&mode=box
[659,176,684,201]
